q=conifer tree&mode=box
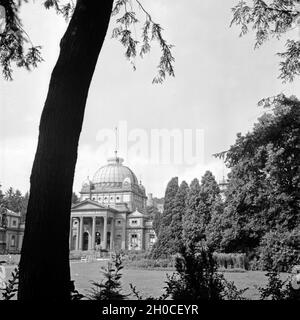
[169,181,189,252]
[159,177,179,229]
[151,177,178,258]
[200,171,222,209]
[183,173,223,247]
[183,178,204,245]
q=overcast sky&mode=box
[0,0,299,197]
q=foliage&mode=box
[5,187,27,214]
[87,253,128,300]
[213,252,248,270]
[183,172,222,247]
[164,243,247,300]
[0,266,19,300]
[168,181,189,253]
[0,186,28,223]
[214,95,300,258]
[151,177,179,259]
[129,283,169,300]
[182,178,203,244]
[231,0,300,82]
[258,228,300,272]
[0,0,43,79]
[164,243,223,300]
[111,0,175,83]
[0,0,174,83]
[199,171,222,208]
[147,205,160,235]
[221,278,249,300]
[258,271,299,300]
[205,200,225,250]
[124,257,175,270]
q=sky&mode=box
[0,0,299,197]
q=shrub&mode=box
[87,253,128,300]
[164,243,247,300]
[258,271,300,300]
[258,229,300,272]
[213,253,247,270]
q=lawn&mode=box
[70,260,287,300]
[1,259,290,300]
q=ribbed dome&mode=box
[92,156,138,186]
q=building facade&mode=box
[70,154,157,252]
[0,209,24,254]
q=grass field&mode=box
[1,260,290,300]
[70,260,288,300]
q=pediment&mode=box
[128,209,146,218]
[71,199,108,212]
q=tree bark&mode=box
[18,0,114,300]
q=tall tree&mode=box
[5,187,23,213]
[169,180,189,252]
[151,177,179,258]
[20,191,29,223]
[198,171,224,250]
[200,171,221,209]
[183,173,223,247]
[183,178,204,245]
[158,177,179,230]
[216,95,300,254]
[1,0,174,300]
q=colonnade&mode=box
[70,216,114,251]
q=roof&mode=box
[2,209,21,217]
[92,156,138,186]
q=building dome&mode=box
[92,155,139,187]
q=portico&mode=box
[70,200,120,252]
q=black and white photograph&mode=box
[0,0,300,311]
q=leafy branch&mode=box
[0,0,43,80]
[43,0,75,21]
[0,266,19,300]
[231,0,300,82]
[112,0,175,84]
[1,0,174,83]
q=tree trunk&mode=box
[18,0,114,300]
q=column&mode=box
[91,216,96,251]
[78,216,83,250]
[141,228,144,251]
[122,218,126,250]
[69,217,73,250]
[103,216,107,250]
[75,218,79,250]
[110,218,115,252]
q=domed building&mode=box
[69,154,156,252]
